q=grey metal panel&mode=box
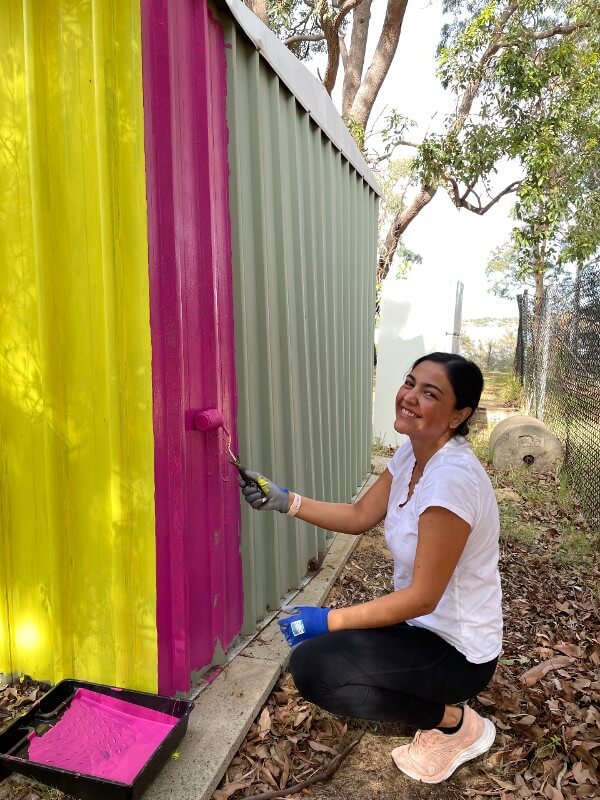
[221,16,378,633]
[216,0,381,195]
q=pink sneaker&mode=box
[391,706,496,783]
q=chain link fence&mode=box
[515,259,600,531]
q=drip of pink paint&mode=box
[27,689,178,784]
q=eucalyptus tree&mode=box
[389,0,600,293]
[244,1,600,297]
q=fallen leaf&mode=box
[478,692,495,707]
[572,761,594,785]
[254,744,270,760]
[212,777,254,800]
[520,656,574,687]
[518,714,537,726]
[488,774,518,790]
[554,642,583,659]
[307,740,338,755]
[279,754,291,789]
[257,707,271,739]
[293,709,311,728]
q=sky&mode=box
[305,0,519,322]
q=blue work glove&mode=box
[278,606,330,647]
[237,466,290,513]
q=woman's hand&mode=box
[278,606,330,646]
[237,464,392,534]
[238,466,291,512]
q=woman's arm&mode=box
[292,469,392,535]
[327,505,471,629]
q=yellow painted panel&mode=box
[0,1,157,691]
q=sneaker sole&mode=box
[393,719,496,784]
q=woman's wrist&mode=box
[327,607,345,631]
[287,492,302,516]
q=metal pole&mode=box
[451,281,464,354]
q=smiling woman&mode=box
[395,353,483,452]
[237,351,503,785]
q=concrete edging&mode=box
[142,471,380,800]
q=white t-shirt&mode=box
[385,436,503,663]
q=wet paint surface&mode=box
[0,0,157,690]
[28,689,177,783]
[141,0,242,695]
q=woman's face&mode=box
[394,360,469,443]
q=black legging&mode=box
[289,623,497,730]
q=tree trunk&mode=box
[375,8,517,285]
[322,16,341,95]
[342,1,372,120]
[533,269,545,320]
[348,0,409,128]
[244,0,269,26]
[377,185,437,282]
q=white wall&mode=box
[373,270,458,447]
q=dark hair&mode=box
[411,352,483,437]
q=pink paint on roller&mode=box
[27,690,178,784]
[193,409,224,431]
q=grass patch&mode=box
[481,370,506,404]
[554,525,598,570]
[535,733,563,761]
[469,426,492,463]
[498,371,523,406]
[497,468,555,503]
[499,504,538,545]
[481,370,523,408]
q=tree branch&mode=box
[283,33,326,46]
[446,177,522,214]
[452,4,518,130]
[243,737,363,800]
[377,6,522,284]
[371,138,420,164]
[339,31,349,70]
[378,185,438,282]
[525,22,590,40]
[286,11,313,36]
[348,0,409,128]
[334,0,364,31]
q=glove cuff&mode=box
[318,607,331,635]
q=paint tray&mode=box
[0,679,194,800]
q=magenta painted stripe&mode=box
[140,0,242,695]
[187,5,243,668]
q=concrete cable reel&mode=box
[489,415,564,474]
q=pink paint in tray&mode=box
[27,689,179,784]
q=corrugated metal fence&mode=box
[0,1,157,688]
[219,9,379,632]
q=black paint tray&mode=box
[0,679,194,800]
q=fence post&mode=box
[450,281,464,354]
[538,288,551,421]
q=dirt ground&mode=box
[307,732,472,800]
